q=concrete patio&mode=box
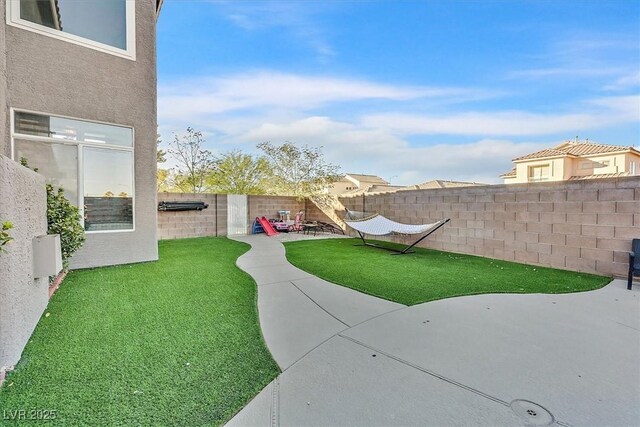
[228,234,640,427]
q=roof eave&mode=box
[156,0,164,18]
[513,154,576,163]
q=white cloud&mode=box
[603,71,640,91]
[210,1,338,61]
[232,116,549,185]
[158,71,492,123]
[506,32,638,84]
[361,95,640,137]
[508,67,624,79]
[157,69,638,186]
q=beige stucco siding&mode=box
[511,157,566,184]
[507,151,640,183]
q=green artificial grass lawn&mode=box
[285,238,610,306]
[0,238,279,426]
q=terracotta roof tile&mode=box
[513,148,572,161]
[499,167,517,177]
[514,141,639,161]
[564,143,636,156]
[568,172,631,181]
[344,174,389,185]
[412,180,485,189]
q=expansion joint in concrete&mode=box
[338,334,510,407]
[289,280,350,328]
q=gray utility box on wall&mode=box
[32,234,63,278]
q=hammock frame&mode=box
[345,209,450,255]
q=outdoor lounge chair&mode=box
[344,209,449,255]
[629,238,640,290]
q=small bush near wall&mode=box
[46,184,85,269]
[0,221,13,253]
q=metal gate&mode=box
[227,194,248,235]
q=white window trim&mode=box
[6,0,136,60]
[528,164,550,182]
[10,108,136,234]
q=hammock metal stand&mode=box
[344,209,450,255]
[353,218,450,254]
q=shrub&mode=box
[0,221,13,254]
[46,184,85,269]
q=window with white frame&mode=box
[528,164,550,181]
[7,0,136,59]
[12,111,134,232]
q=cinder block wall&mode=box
[157,193,227,240]
[304,199,337,223]
[247,195,305,232]
[340,177,640,277]
[0,155,48,375]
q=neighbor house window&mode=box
[7,0,135,59]
[12,111,134,232]
[528,164,550,181]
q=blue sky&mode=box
[157,1,640,184]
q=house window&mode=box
[7,0,136,59]
[580,161,592,170]
[528,164,550,181]
[12,110,134,233]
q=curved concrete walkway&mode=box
[227,234,640,427]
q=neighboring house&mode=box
[0,0,162,268]
[329,173,391,195]
[342,185,407,196]
[401,180,486,190]
[501,140,640,184]
[333,176,487,196]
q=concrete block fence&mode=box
[158,194,336,239]
[339,176,640,277]
[157,192,227,240]
[157,177,639,277]
[247,195,305,228]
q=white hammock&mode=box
[344,213,443,236]
[344,210,450,254]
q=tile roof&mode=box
[513,141,639,161]
[513,148,571,161]
[499,167,517,178]
[343,185,405,195]
[563,142,637,156]
[344,174,389,185]
[567,172,631,181]
[411,180,486,189]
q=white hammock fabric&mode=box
[344,213,443,236]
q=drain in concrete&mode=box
[510,399,554,426]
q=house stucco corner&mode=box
[3,0,158,268]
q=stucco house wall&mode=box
[3,1,158,268]
[0,1,7,156]
[0,155,48,377]
[511,157,567,184]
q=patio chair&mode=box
[629,239,640,290]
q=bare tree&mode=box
[167,128,216,193]
[257,141,340,199]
